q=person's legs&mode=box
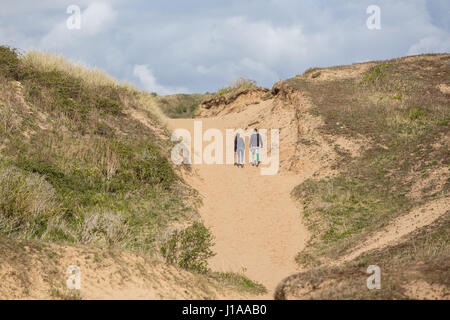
[256,147,260,164]
[238,149,243,165]
[251,147,256,165]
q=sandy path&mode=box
[168,118,308,297]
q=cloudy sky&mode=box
[1,0,449,94]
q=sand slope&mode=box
[168,117,309,297]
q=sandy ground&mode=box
[168,118,309,297]
[0,240,251,300]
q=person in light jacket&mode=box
[249,128,263,166]
[235,133,245,168]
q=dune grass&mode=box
[276,54,449,299]
[216,77,257,96]
[22,50,121,88]
[0,46,210,266]
[288,54,449,262]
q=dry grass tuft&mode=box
[22,50,120,88]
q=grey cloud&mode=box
[0,0,448,94]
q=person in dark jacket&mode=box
[249,128,262,166]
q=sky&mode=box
[0,0,449,94]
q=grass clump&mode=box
[392,93,402,100]
[217,77,256,96]
[408,107,425,121]
[0,46,21,80]
[22,50,119,88]
[361,62,389,84]
[161,222,216,273]
[210,272,267,295]
[49,288,82,300]
[0,163,60,238]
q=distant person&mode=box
[249,128,262,166]
[235,133,245,168]
[234,133,238,166]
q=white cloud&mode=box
[196,65,209,75]
[1,0,449,94]
[407,33,450,55]
[222,16,306,64]
[82,2,117,35]
[133,64,188,95]
[40,2,117,50]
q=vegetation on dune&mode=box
[22,50,120,88]
[216,77,257,96]
[0,46,214,269]
[2,44,447,298]
[210,272,268,295]
[161,222,215,273]
[278,215,449,299]
[0,46,267,294]
[285,54,449,297]
[153,77,258,119]
[154,77,258,119]
[289,55,449,259]
[155,93,206,118]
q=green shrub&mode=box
[20,65,124,122]
[362,62,389,84]
[95,96,122,115]
[176,104,188,114]
[0,46,21,80]
[0,164,59,237]
[161,222,215,273]
[113,141,177,190]
[408,107,424,120]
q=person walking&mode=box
[236,133,245,168]
[249,128,262,166]
[234,133,238,166]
